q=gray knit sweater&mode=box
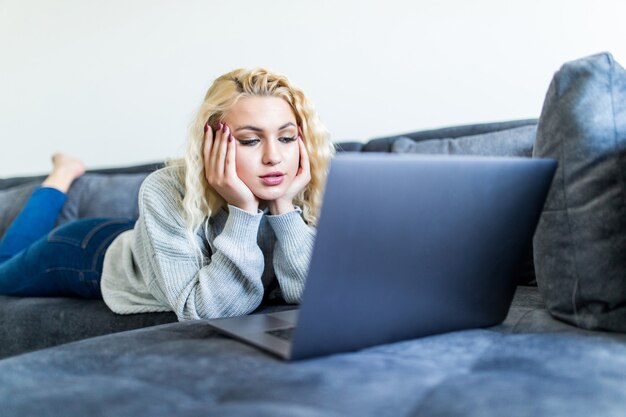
[100,166,316,320]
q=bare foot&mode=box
[41,153,86,193]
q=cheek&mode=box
[235,150,252,179]
[287,145,300,170]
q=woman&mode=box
[0,68,335,320]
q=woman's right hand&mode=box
[204,122,259,213]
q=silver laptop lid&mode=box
[289,153,556,360]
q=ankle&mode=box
[41,172,74,193]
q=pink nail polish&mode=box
[218,122,223,130]
[203,123,208,133]
[229,134,234,142]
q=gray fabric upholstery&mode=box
[334,141,364,152]
[0,173,154,241]
[390,125,536,157]
[0,294,177,359]
[363,119,538,152]
[56,173,149,225]
[533,52,626,332]
[0,162,164,190]
[0,181,39,240]
[1,288,625,417]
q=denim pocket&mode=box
[48,218,132,249]
[42,267,103,299]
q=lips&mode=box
[260,171,285,178]
[259,172,285,186]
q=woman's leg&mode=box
[0,154,85,263]
[0,218,135,298]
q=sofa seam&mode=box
[557,67,582,328]
[510,307,538,332]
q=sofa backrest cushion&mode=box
[533,52,626,332]
[0,162,163,191]
[363,119,538,152]
[0,173,152,240]
[55,173,150,226]
[389,125,536,157]
[0,182,40,241]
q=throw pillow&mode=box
[533,52,626,332]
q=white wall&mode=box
[1,0,625,177]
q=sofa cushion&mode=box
[389,125,536,157]
[364,119,537,152]
[334,141,364,152]
[0,295,296,359]
[0,173,151,240]
[0,295,177,359]
[533,52,626,332]
[0,162,164,190]
[1,293,626,417]
[0,163,167,252]
[0,182,39,241]
[56,173,149,225]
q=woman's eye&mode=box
[237,136,295,146]
[237,139,260,146]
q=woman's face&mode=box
[221,96,300,204]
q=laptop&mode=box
[206,153,557,360]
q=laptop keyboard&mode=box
[266,327,295,341]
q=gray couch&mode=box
[1,53,625,416]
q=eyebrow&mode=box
[234,122,296,133]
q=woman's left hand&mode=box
[267,134,311,215]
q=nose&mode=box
[262,140,282,166]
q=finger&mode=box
[209,122,224,177]
[203,124,213,171]
[225,130,237,178]
[298,135,311,175]
[214,123,230,176]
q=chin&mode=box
[252,186,289,202]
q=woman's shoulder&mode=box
[137,164,188,218]
[140,164,186,197]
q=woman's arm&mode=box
[266,208,316,303]
[134,167,265,320]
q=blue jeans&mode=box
[0,187,135,298]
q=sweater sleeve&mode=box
[266,207,316,303]
[134,168,265,320]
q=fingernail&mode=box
[204,122,209,133]
[223,124,229,133]
[229,134,234,142]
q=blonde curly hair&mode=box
[169,68,335,251]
